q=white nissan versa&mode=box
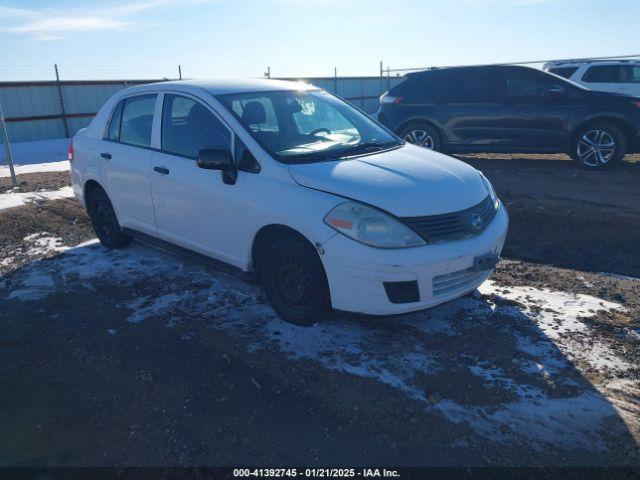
[70,79,508,325]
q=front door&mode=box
[149,93,246,267]
[494,68,574,150]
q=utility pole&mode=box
[0,100,17,188]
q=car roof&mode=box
[143,78,316,96]
[405,64,537,77]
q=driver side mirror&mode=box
[196,147,237,185]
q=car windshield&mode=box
[217,88,401,164]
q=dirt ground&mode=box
[1,155,639,469]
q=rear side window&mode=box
[440,70,500,103]
[120,95,157,147]
[549,67,579,79]
[582,65,621,83]
[161,94,231,158]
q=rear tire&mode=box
[261,237,330,326]
[87,187,132,249]
[570,122,626,169]
[399,123,442,151]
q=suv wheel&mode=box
[87,187,132,249]
[261,237,330,326]
[571,122,626,169]
[400,123,441,151]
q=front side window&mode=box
[161,94,231,158]
[504,70,557,102]
[217,89,399,164]
[620,65,640,83]
[119,94,157,147]
[582,65,621,83]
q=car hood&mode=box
[288,144,488,217]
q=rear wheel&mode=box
[261,237,330,326]
[399,123,442,151]
[570,122,626,169]
[87,187,132,249]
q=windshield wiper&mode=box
[329,140,401,159]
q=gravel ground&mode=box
[0,156,639,468]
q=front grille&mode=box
[432,268,491,297]
[401,195,497,244]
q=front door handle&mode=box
[100,152,111,159]
[153,166,170,175]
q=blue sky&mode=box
[0,0,638,80]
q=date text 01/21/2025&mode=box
[232,468,401,478]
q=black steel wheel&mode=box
[87,187,132,249]
[261,237,330,326]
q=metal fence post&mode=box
[54,64,70,138]
[265,66,271,79]
[178,65,182,80]
[379,61,384,94]
[333,67,338,95]
[0,100,18,188]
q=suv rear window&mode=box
[548,67,579,79]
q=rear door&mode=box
[494,68,574,150]
[149,93,247,267]
[100,94,158,235]
[436,68,502,149]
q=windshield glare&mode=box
[217,89,400,163]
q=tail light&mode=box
[68,139,74,163]
[380,93,403,105]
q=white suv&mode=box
[70,79,508,325]
[544,60,640,97]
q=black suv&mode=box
[377,65,640,169]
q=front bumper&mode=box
[321,204,509,315]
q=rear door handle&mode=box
[100,152,111,159]
[153,166,170,175]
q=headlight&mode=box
[324,201,426,248]
[479,173,499,210]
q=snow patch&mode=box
[0,186,74,211]
[1,241,633,451]
[0,161,70,178]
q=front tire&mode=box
[570,122,626,169]
[261,237,330,326]
[399,123,442,151]
[87,187,132,249]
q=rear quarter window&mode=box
[392,77,439,103]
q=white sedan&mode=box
[70,79,508,325]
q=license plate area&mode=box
[471,253,500,272]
